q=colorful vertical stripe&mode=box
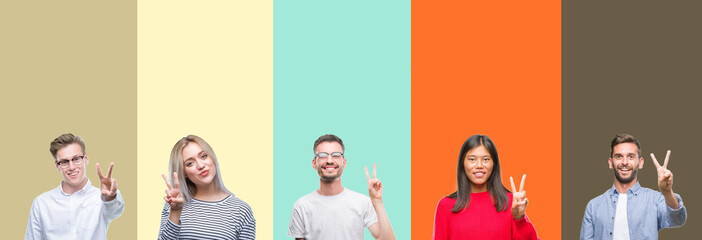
[137,1,272,239]
[273,0,411,239]
[412,1,561,239]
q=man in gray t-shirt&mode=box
[288,134,396,240]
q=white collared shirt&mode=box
[25,179,124,240]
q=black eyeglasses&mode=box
[56,155,84,168]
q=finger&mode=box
[162,174,173,190]
[173,172,181,189]
[519,174,526,192]
[650,153,661,168]
[110,179,117,195]
[373,163,377,179]
[106,162,114,179]
[96,163,105,179]
[663,150,671,168]
[510,176,516,193]
[364,166,371,182]
[165,189,172,198]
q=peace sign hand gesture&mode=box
[162,172,185,211]
[651,150,674,194]
[364,163,383,202]
[96,162,118,201]
[510,174,528,220]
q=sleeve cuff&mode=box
[667,194,685,211]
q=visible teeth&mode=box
[69,172,78,176]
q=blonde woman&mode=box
[159,135,255,239]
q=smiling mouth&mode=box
[68,172,79,177]
[473,172,486,177]
[618,166,633,174]
[322,165,339,170]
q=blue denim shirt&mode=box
[580,182,686,240]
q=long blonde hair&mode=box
[169,135,229,202]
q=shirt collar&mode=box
[609,181,642,195]
[57,178,92,196]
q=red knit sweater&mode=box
[433,192,539,240]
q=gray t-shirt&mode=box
[288,188,378,240]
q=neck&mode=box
[614,178,637,194]
[318,179,344,196]
[62,177,88,195]
[193,182,226,201]
[470,183,488,193]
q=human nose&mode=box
[476,160,484,169]
[196,159,205,169]
[67,160,77,170]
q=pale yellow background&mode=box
[137,1,272,239]
[0,1,137,239]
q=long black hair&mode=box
[447,134,509,213]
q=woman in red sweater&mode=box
[433,134,539,240]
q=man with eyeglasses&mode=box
[288,134,396,240]
[25,133,124,240]
[580,134,687,240]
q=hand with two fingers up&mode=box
[96,162,118,201]
[510,174,528,220]
[650,150,674,193]
[162,173,185,211]
[650,150,681,209]
[365,163,383,202]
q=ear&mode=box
[312,158,317,170]
[608,158,613,169]
[638,157,644,169]
[84,153,89,165]
[341,157,347,169]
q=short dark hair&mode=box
[49,133,86,160]
[313,134,345,153]
[610,134,641,157]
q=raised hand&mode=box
[96,162,118,201]
[162,172,185,211]
[510,174,528,220]
[364,163,383,202]
[650,150,674,193]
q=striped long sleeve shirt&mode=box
[159,194,255,240]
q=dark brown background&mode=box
[563,1,701,239]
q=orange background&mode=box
[411,1,561,239]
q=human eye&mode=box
[468,157,475,162]
[59,160,69,165]
[185,161,194,167]
[331,152,343,158]
[483,157,491,162]
[201,153,208,159]
[317,153,329,158]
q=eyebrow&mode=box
[184,151,205,161]
[57,154,82,161]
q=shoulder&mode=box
[437,196,456,207]
[585,190,610,210]
[32,187,59,206]
[293,191,318,207]
[228,195,253,212]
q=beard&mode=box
[318,163,343,182]
[613,165,638,184]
